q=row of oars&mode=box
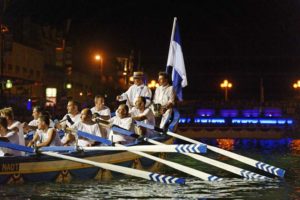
[0,121,285,185]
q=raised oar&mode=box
[77,127,222,181]
[136,121,285,178]
[0,141,185,185]
[145,138,268,180]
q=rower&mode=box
[27,115,62,147]
[91,95,111,120]
[0,116,22,156]
[108,104,135,144]
[130,96,156,138]
[152,72,176,129]
[0,107,25,147]
[116,71,152,111]
[58,100,81,144]
[63,108,102,146]
[23,106,55,133]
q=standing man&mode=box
[116,71,152,110]
[153,72,176,129]
[91,95,111,120]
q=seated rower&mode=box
[23,105,43,133]
[63,108,102,146]
[108,104,135,144]
[23,106,55,133]
[130,96,155,138]
[27,115,62,148]
[91,95,111,120]
[0,107,25,147]
[56,100,81,130]
[0,117,22,156]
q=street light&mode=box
[293,80,300,89]
[5,79,12,89]
[220,79,232,101]
[94,54,103,77]
[148,80,159,90]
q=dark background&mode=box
[3,0,300,101]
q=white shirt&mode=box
[130,107,155,137]
[153,84,175,107]
[61,113,81,128]
[108,116,134,144]
[3,130,22,156]
[28,119,38,126]
[36,128,62,146]
[119,84,152,109]
[70,121,102,146]
[130,107,155,126]
[91,106,111,119]
[8,121,25,146]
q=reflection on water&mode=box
[289,139,300,155]
[216,139,235,150]
[0,139,299,199]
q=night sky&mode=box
[4,0,300,100]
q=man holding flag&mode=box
[152,17,187,129]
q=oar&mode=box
[145,138,268,180]
[135,121,285,178]
[80,144,207,153]
[42,151,185,185]
[78,128,222,181]
[0,141,185,185]
[112,125,268,180]
[40,144,207,153]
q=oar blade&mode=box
[255,162,285,178]
[149,173,185,184]
[0,141,34,153]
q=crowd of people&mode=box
[0,71,176,156]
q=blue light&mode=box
[220,109,239,117]
[196,109,215,117]
[260,119,277,124]
[26,99,32,111]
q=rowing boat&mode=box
[0,110,181,185]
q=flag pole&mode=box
[169,17,177,47]
[166,17,177,75]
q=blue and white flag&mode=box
[166,17,187,101]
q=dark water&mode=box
[0,139,299,199]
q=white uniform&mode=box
[108,116,134,144]
[0,130,22,156]
[91,106,111,119]
[8,121,25,146]
[118,84,152,109]
[130,107,156,137]
[36,128,62,146]
[61,113,81,128]
[70,121,102,146]
[60,113,81,145]
[153,84,175,128]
